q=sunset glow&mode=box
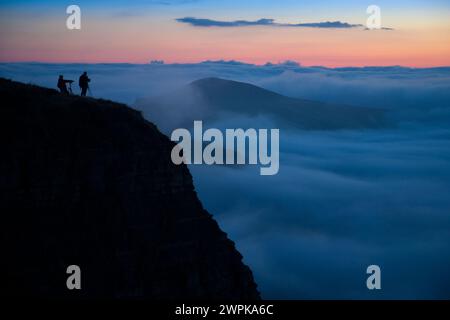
[1,0,449,67]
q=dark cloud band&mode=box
[176,17,363,28]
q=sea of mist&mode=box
[1,61,450,299]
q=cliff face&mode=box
[0,78,259,299]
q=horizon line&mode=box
[1,60,450,69]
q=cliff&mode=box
[0,78,260,299]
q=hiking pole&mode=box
[88,87,92,97]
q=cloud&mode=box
[294,21,363,28]
[190,125,450,299]
[176,17,363,28]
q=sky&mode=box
[0,0,450,67]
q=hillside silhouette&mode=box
[136,77,387,133]
[0,78,259,299]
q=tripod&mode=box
[68,82,73,95]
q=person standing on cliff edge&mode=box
[79,72,90,96]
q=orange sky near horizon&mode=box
[1,8,449,67]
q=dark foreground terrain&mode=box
[0,78,259,299]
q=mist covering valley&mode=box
[2,61,450,299]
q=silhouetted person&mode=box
[57,75,72,95]
[79,72,90,96]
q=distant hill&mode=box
[0,78,259,299]
[135,77,387,133]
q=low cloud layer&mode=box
[1,62,449,298]
[190,127,450,299]
[177,17,363,28]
